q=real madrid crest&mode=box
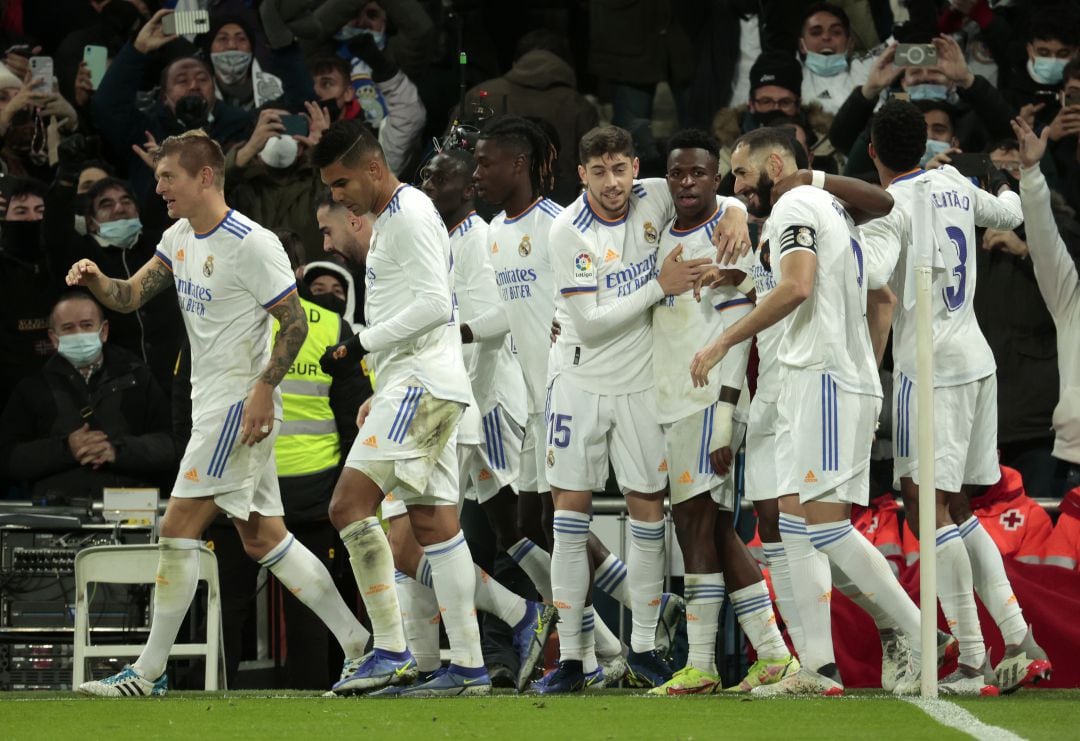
[796,227,813,247]
[203,255,214,277]
[518,235,532,257]
[643,221,658,244]
[546,448,555,468]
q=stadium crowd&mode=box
[0,0,1078,698]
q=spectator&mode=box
[1045,59,1080,211]
[936,0,1015,89]
[225,102,332,263]
[0,291,175,501]
[51,0,145,114]
[0,74,80,181]
[1014,115,1080,494]
[71,159,116,235]
[5,176,46,221]
[311,56,360,122]
[1004,3,1078,133]
[461,29,599,206]
[91,10,254,198]
[43,159,183,395]
[1042,486,1080,570]
[797,3,876,116]
[0,178,59,413]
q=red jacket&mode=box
[851,494,904,577]
[1043,488,1080,571]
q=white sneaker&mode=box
[596,654,629,688]
[995,626,1052,694]
[750,665,843,697]
[880,630,910,693]
[940,660,1000,697]
[77,666,167,697]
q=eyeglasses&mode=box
[753,96,799,112]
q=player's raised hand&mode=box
[67,258,106,288]
[239,383,274,446]
[690,338,729,388]
[1010,116,1049,169]
[320,335,366,375]
[712,206,751,265]
[657,244,711,296]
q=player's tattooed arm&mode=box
[261,290,308,387]
[67,256,173,313]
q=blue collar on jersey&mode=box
[504,197,543,224]
[669,206,721,236]
[891,168,924,185]
[583,192,629,226]
[194,209,235,239]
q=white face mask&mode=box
[211,50,253,86]
[259,135,299,169]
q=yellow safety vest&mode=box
[272,297,341,477]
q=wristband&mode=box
[811,170,827,189]
[708,401,736,452]
[736,274,755,295]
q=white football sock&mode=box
[594,551,630,607]
[396,570,441,672]
[508,537,553,602]
[959,516,1027,646]
[829,560,899,633]
[472,564,528,628]
[582,606,599,674]
[807,521,921,661]
[684,573,724,675]
[423,530,483,669]
[628,518,666,653]
[261,533,370,659]
[340,517,406,652]
[934,525,985,668]
[762,540,807,660]
[551,510,591,661]
[133,537,200,680]
[731,580,789,661]
[592,611,624,659]
[779,513,835,672]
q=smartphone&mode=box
[895,43,938,67]
[948,153,994,179]
[162,10,210,37]
[83,45,107,90]
[279,114,309,137]
[29,56,53,87]
[1064,89,1080,107]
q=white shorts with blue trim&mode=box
[171,400,284,520]
[745,395,782,502]
[662,403,746,509]
[460,404,524,503]
[345,381,463,506]
[892,372,999,492]
[775,369,880,506]
[545,376,667,495]
[519,412,550,494]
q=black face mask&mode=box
[306,290,348,317]
[320,98,342,122]
[174,94,211,131]
[0,220,42,261]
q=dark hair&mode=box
[440,147,476,175]
[870,99,927,172]
[667,128,720,160]
[733,126,809,169]
[79,159,115,179]
[311,56,352,82]
[316,190,345,212]
[578,125,635,166]
[1029,4,1079,46]
[477,114,557,194]
[986,138,1019,154]
[758,112,820,149]
[154,129,226,188]
[310,118,382,169]
[514,29,573,65]
[8,177,48,204]
[159,56,213,95]
[801,2,851,36]
[85,177,136,219]
[913,99,957,126]
[49,289,104,329]
[275,229,306,271]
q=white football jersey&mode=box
[487,197,562,413]
[652,206,754,423]
[749,229,784,403]
[155,209,294,417]
[359,185,473,405]
[861,166,1024,387]
[548,179,675,392]
[769,185,880,397]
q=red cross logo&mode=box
[865,515,880,535]
[999,509,1025,531]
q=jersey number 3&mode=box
[942,226,967,312]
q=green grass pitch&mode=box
[3,690,1080,740]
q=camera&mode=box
[895,44,938,67]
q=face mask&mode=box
[335,25,387,49]
[98,217,143,249]
[258,135,299,169]
[307,291,347,316]
[57,329,103,367]
[211,50,253,86]
[805,51,847,77]
[1029,56,1067,86]
[174,94,211,130]
[907,84,949,101]
[921,138,951,166]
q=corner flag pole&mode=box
[911,176,938,698]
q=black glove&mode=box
[988,168,1012,196]
[320,334,366,375]
[347,33,398,83]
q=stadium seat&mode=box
[72,544,225,690]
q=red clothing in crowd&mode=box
[1043,488,1080,571]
